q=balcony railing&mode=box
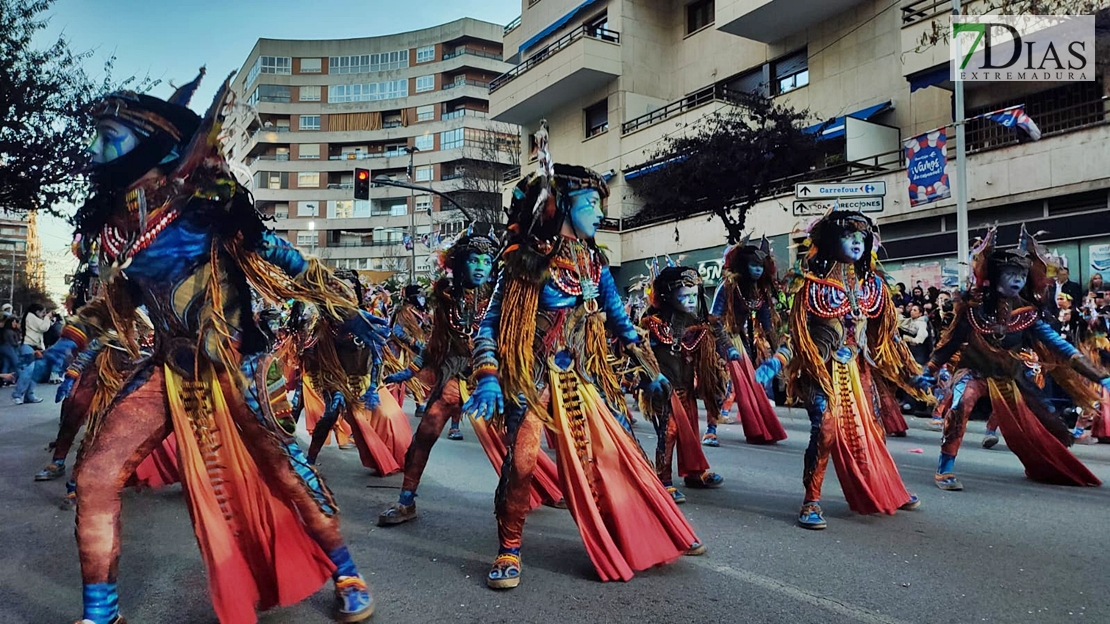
[443,79,490,90]
[502,165,522,183]
[504,15,522,34]
[326,240,403,248]
[489,24,621,93]
[257,95,291,104]
[901,0,951,26]
[441,172,465,181]
[383,120,403,129]
[443,47,503,61]
[249,153,290,165]
[327,183,354,190]
[441,108,488,120]
[327,150,408,161]
[251,126,291,140]
[623,85,756,135]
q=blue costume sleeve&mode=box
[1031,319,1081,359]
[255,231,308,277]
[599,268,640,345]
[710,283,727,317]
[472,276,504,377]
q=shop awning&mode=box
[623,154,689,181]
[908,64,953,93]
[805,101,894,140]
[519,0,600,56]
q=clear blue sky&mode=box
[33,0,521,303]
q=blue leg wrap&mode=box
[398,489,416,506]
[83,582,119,624]
[328,545,359,579]
[937,452,956,475]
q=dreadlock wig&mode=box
[424,231,498,377]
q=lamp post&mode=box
[953,0,969,285]
[405,146,420,285]
[307,212,317,257]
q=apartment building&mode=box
[225,18,519,278]
[0,216,30,303]
[492,0,1110,291]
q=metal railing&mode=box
[443,47,503,61]
[598,217,620,232]
[502,165,522,183]
[257,95,291,104]
[489,24,621,93]
[622,85,755,135]
[441,172,464,181]
[441,108,488,120]
[443,79,490,90]
[326,240,403,248]
[901,0,951,26]
[251,126,291,140]
[249,153,290,165]
[327,183,354,190]
[504,15,522,34]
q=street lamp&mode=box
[405,146,420,285]
[307,214,317,256]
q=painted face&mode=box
[836,231,867,263]
[673,285,699,315]
[464,252,493,288]
[747,260,764,281]
[87,119,141,164]
[996,266,1028,298]
[567,190,603,239]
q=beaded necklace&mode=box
[550,238,602,309]
[804,268,882,319]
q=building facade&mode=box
[225,18,519,279]
[0,215,31,304]
[492,0,1110,292]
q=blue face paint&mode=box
[996,267,1028,298]
[837,231,866,263]
[747,261,764,281]
[674,286,699,314]
[464,252,493,288]
[568,190,603,239]
[87,120,140,164]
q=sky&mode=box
[32,0,521,303]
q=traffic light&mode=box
[354,168,370,200]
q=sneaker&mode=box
[487,552,522,589]
[899,494,922,511]
[377,502,417,526]
[683,471,724,489]
[702,433,720,447]
[447,428,463,440]
[12,397,23,405]
[77,617,126,624]
[797,502,827,530]
[337,442,356,450]
[981,433,1000,449]
[25,395,43,404]
[542,498,568,509]
[665,486,686,504]
[35,463,65,481]
[684,541,707,556]
[935,474,964,491]
[927,418,944,430]
[334,575,374,622]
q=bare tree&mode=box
[913,2,1110,49]
[447,120,520,228]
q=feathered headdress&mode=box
[967,223,1051,304]
[795,210,878,279]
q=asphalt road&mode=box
[2,386,1108,624]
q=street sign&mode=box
[795,181,887,198]
[792,197,884,216]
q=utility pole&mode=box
[406,146,420,284]
[953,0,970,285]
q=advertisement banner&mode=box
[905,129,950,207]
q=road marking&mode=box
[687,559,912,624]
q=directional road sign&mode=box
[795,181,886,198]
[793,197,884,216]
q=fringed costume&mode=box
[638,265,727,502]
[383,286,432,410]
[379,231,563,526]
[52,71,381,624]
[711,237,789,444]
[784,211,926,529]
[928,226,1108,490]
[464,125,703,590]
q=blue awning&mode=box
[519,0,600,56]
[908,64,952,93]
[805,101,894,140]
[623,154,688,181]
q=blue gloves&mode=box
[938,367,952,384]
[342,311,389,349]
[384,369,415,385]
[1100,377,1110,392]
[727,348,742,362]
[56,376,76,403]
[754,357,782,397]
[361,387,381,410]
[911,374,935,390]
[641,373,672,400]
[463,376,503,421]
[43,338,78,372]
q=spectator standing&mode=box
[1,302,12,322]
[1088,273,1104,295]
[900,303,931,365]
[1051,267,1084,313]
[12,303,50,404]
[0,316,19,379]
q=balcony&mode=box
[504,15,521,35]
[622,85,755,135]
[443,79,490,91]
[716,0,870,43]
[443,47,503,62]
[489,24,621,125]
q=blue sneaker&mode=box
[447,428,463,440]
[702,433,720,447]
[488,550,522,589]
[684,471,724,489]
[935,474,963,491]
[665,486,686,504]
[900,494,922,510]
[797,502,827,530]
[334,575,374,622]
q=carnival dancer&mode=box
[711,237,788,445]
[639,265,727,503]
[304,270,409,476]
[462,124,704,590]
[379,230,564,525]
[383,284,432,417]
[927,226,1110,491]
[46,71,383,624]
[1077,309,1110,442]
[784,211,929,530]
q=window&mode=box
[247,56,291,86]
[333,200,354,219]
[299,85,321,102]
[584,100,608,138]
[414,134,434,151]
[417,46,435,63]
[299,115,320,130]
[415,75,435,93]
[725,68,769,98]
[354,200,371,217]
[274,203,289,220]
[328,50,409,74]
[298,143,320,159]
[774,48,809,95]
[686,0,714,35]
[416,195,432,213]
[297,172,320,188]
[440,128,463,150]
[297,233,316,247]
[328,80,408,103]
[248,84,291,105]
[300,58,322,73]
[391,203,407,216]
[300,201,320,217]
[258,171,290,189]
[416,105,435,122]
[415,166,433,182]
